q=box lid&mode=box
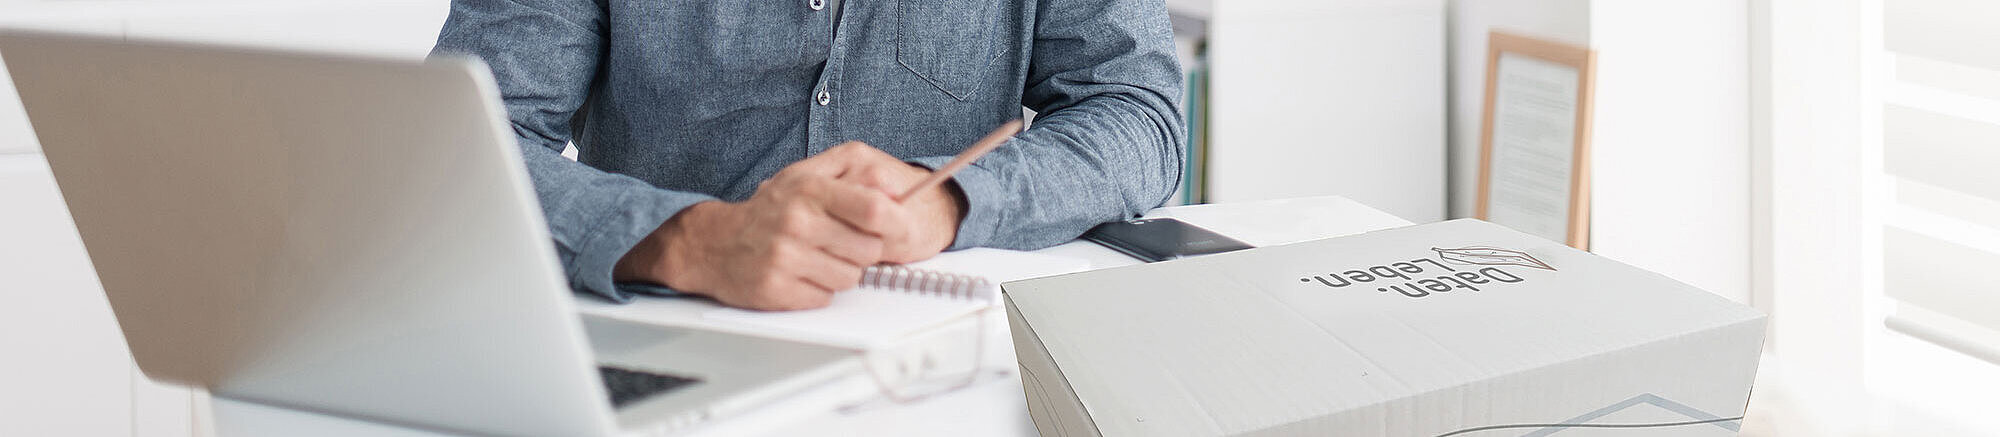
[1002,219,1765,436]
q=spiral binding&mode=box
[859,265,994,301]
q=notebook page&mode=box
[903,247,1093,283]
[699,248,1088,349]
[703,286,990,349]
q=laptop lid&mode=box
[1,32,619,436]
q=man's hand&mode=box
[821,142,965,263]
[611,142,964,310]
[613,154,895,310]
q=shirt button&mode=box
[809,0,825,11]
[816,90,832,106]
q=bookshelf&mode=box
[1166,0,1211,206]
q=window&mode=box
[1758,0,2000,433]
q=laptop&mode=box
[0,32,854,436]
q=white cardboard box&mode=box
[1003,219,1765,436]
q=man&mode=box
[433,0,1184,310]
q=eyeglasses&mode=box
[839,267,1012,410]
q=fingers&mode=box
[826,144,933,198]
[778,140,929,199]
[837,151,921,189]
[720,147,954,312]
[812,180,904,236]
[784,241,868,294]
[771,199,885,266]
[785,141,897,179]
[728,241,863,311]
[723,242,840,310]
[853,163,939,200]
[772,168,948,265]
[817,227,885,267]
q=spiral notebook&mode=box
[702,266,997,349]
[699,248,1088,350]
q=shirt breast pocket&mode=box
[896,0,1010,101]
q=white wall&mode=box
[1448,0,1752,303]
[1586,1,1752,304]
[0,0,448,153]
[1208,0,1446,222]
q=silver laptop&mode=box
[0,32,854,436]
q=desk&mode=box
[208,196,1414,436]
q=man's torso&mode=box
[578,0,1033,201]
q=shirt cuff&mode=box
[907,155,1006,250]
[568,188,712,303]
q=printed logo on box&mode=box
[1297,246,1555,298]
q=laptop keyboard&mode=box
[598,366,701,409]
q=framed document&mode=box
[1476,31,1596,250]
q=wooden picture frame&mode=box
[1475,31,1597,250]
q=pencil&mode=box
[896,120,1022,202]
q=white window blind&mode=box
[1881,0,2000,365]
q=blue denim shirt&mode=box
[432,0,1185,302]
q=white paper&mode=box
[1487,53,1581,244]
[698,248,1090,349]
[703,287,989,349]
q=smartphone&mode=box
[1082,217,1254,262]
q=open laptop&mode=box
[0,32,855,436]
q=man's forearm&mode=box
[914,0,1186,252]
[612,200,708,290]
[908,93,1184,252]
[515,136,715,302]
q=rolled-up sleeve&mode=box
[433,0,710,302]
[912,0,1186,251]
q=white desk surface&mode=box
[208,196,1414,436]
